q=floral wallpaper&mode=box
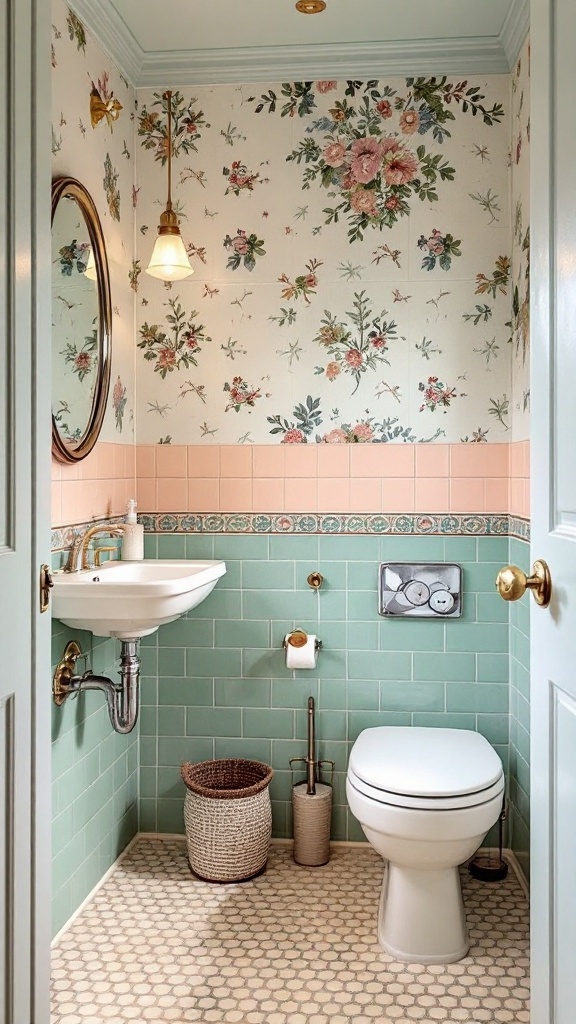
[135,76,512,445]
[510,38,530,442]
[51,0,135,442]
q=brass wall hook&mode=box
[496,559,551,607]
[307,571,324,590]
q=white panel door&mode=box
[531,0,576,1020]
[0,0,51,1021]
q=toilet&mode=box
[346,726,505,964]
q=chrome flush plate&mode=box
[378,562,462,618]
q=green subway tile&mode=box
[139,737,157,766]
[295,709,346,742]
[143,534,157,559]
[51,885,73,937]
[158,736,213,766]
[511,659,530,700]
[182,618,216,649]
[271,679,318,709]
[270,739,311,769]
[348,562,379,591]
[348,710,411,740]
[477,593,509,623]
[317,589,347,619]
[271,800,288,839]
[243,589,318,621]
[157,707,185,736]
[460,561,503,592]
[269,770,293,802]
[513,749,530,795]
[158,647,186,677]
[244,708,294,739]
[157,800,185,835]
[348,621,379,651]
[214,535,269,560]
[511,628,530,669]
[184,535,215,559]
[139,646,158,677]
[270,535,319,560]
[347,811,365,843]
[476,537,510,562]
[215,619,269,649]
[381,680,444,713]
[381,536,445,561]
[515,692,530,734]
[320,535,380,562]
[99,733,119,774]
[319,679,347,710]
[304,620,345,651]
[187,647,242,678]
[346,679,379,711]
[215,678,271,708]
[186,706,241,737]
[317,740,348,771]
[214,560,241,589]
[476,714,509,745]
[446,682,509,714]
[159,677,213,707]
[243,649,292,679]
[514,722,530,763]
[311,561,346,590]
[157,617,197,648]
[347,591,380,622]
[510,537,530,568]
[511,600,530,636]
[214,737,272,763]
[139,798,157,833]
[139,767,157,800]
[297,649,346,681]
[242,560,294,590]
[412,712,476,730]
[379,620,445,652]
[193,588,241,619]
[477,653,509,683]
[157,534,187,559]
[349,650,411,681]
[139,706,157,737]
[157,767,186,801]
[52,806,74,859]
[443,537,477,561]
[413,652,475,682]
[331,804,347,842]
[447,623,508,654]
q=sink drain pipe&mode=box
[52,639,141,734]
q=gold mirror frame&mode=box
[51,176,112,464]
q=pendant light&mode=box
[145,90,193,281]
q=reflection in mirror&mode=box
[51,177,112,463]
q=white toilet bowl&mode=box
[346,727,505,964]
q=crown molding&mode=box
[68,0,527,87]
[500,0,530,67]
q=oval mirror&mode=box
[51,176,112,463]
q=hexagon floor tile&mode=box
[51,840,529,1023]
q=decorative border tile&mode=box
[52,512,530,552]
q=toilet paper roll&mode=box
[285,634,318,669]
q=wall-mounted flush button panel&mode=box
[379,562,462,618]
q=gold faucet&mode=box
[64,524,127,573]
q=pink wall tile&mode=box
[156,445,187,478]
[112,444,126,480]
[415,444,449,478]
[284,444,317,478]
[521,440,530,479]
[253,445,286,478]
[220,445,252,478]
[509,441,523,478]
[414,478,450,512]
[187,445,220,478]
[187,478,219,512]
[317,478,351,512]
[136,445,156,479]
[450,443,509,478]
[252,478,285,512]
[219,478,252,511]
[349,478,382,512]
[350,445,415,479]
[51,480,62,525]
[484,478,509,514]
[450,478,485,512]
[381,478,415,512]
[156,478,187,511]
[522,479,530,518]
[137,478,156,511]
[285,478,317,512]
[317,445,350,478]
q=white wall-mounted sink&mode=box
[52,559,226,640]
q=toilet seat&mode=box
[348,727,505,811]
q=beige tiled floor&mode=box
[51,839,529,1023]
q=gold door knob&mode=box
[496,559,551,607]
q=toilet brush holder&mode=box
[292,782,332,866]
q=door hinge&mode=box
[40,563,54,613]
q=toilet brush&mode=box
[290,697,335,866]
[469,799,509,881]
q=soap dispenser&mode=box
[122,499,144,560]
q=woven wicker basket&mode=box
[181,759,274,883]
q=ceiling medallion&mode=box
[295,0,326,12]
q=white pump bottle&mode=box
[122,498,144,560]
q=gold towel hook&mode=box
[307,571,324,590]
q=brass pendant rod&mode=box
[165,89,173,213]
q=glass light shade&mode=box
[145,231,194,281]
[84,247,97,281]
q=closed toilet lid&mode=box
[349,727,503,799]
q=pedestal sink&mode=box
[52,559,226,640]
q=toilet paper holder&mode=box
[283,629,322,651]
